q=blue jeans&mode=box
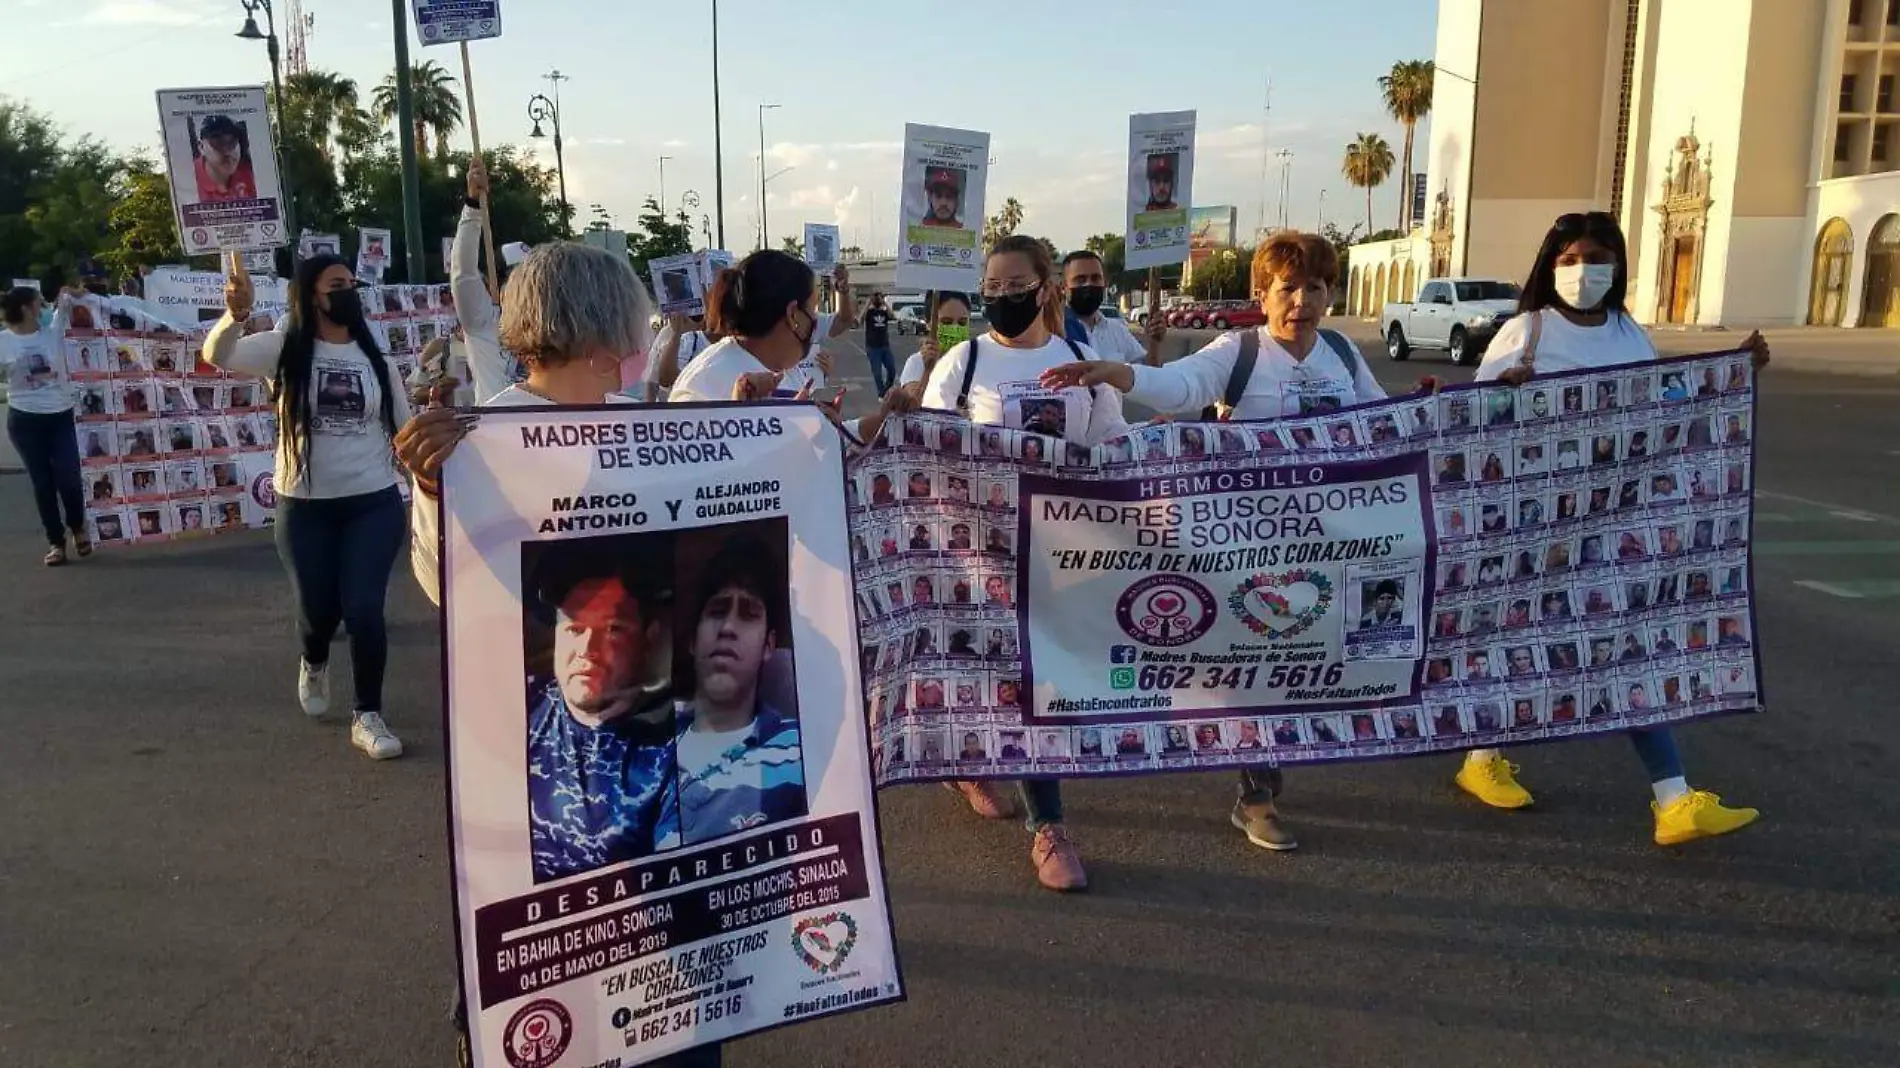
[1629,727,1684,782]
[1021,779,1063,829]
[6,407,85,546]
[274,486,406,712]
[866,345,896,395]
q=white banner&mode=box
[146,266,287,324]
[156,86,287,255]
[803,223,840,274]
[1125,110,1196,271]
[895,124,988,292]
[357,227,393,285]
[412,0,502,45]
[441,404,903,1067]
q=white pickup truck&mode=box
[1381,277,1522,366]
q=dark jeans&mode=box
[6,407,85,546]
[1237,766,1285,805]
[866,344,896,395]
[274,486,405,712]
[1629,727,1684,782]
[1021,779,1064,829]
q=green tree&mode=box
[982,196,1025,255]
[1342,133,1395,239]
[22,141,122,283]
[100,158,185,277]
[372,61,463,158]
[839,244,863,260]
[1379,60,1434,230]
[780,235,804,256]
[0,98,66,284]
[625,196,694,277]
[278,71,373,166]
[341,145,564,282]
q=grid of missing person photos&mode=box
[67,288,436,547]
[850,348,1762,781]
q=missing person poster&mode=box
[357,227,393,285]
[440,403,902,1067]
[156,86,287,256]
[299,233,342,261]
[1124,111,1196,271]
[804,223,840,275]
[650,252,707,317]
[894,123,989,292]
[412,0,502,44]
[854,349,1763,781]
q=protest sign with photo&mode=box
[650,252,707,317]
[895,124,988,292]
[1125,111,1196,271]
[803,224,840,274]
[357,227,393,284]
[156,86,287,256]
[852,350,1763,781]
[440,403,903,1067]
[412,0,502,44]
[299,233,342,261]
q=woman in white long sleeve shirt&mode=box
[1459,210,1765,847]
[1041,232,1380,854]
[920,235,1126,894]
[207,252,410,761]
[450,158,521,404]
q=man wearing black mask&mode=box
[1060,251,1162,367]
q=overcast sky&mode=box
[4,0,1438,252]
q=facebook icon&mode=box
[1110,645,1139,664]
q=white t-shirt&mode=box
[669,337,773,403]
[643,324,712,389]
[920,333,1129,446]
[411,386,638,604]
[898,351,928,387]
[1080,314,1148,364]
[206,314,413,499]
[1475,309,1657,381]
[0,325,75,415]
[1127,327,1384,419]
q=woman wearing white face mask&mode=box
[1463,210,1769,847]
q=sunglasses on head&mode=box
[1553,210,1617,230]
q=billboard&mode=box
[1188,206,1238,252]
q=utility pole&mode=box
[390,0,424,280]
[711,0,726,248]
[1275,149,1295,231]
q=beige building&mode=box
[1347,0,1900,330]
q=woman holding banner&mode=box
[1040,231,1385,854]
[1461,210,1765,847]
[2,284,90,565]
[918,234,1129,892]
[211,253,408,762]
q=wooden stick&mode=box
[460,41,500,298]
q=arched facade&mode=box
[1348,266,1363,315]
[1807,218,1853,327]
[1861,214,1900,330]
[1373,264,1388,312]
[1402,260,1418,303]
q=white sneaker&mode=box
[298,660,330,717]
[351,712,404,761]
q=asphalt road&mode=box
[2,324,1897,1068]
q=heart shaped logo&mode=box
[1115,575,1218,647]
[524,1018,546,1039]
[501,999,572,1068]
[1229,570,1335,639]
[791,911,859,975]
[1151,592,1183,616]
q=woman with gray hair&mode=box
[398,239,654,603]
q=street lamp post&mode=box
[757,103,780,248]
[528,73,570,234]
[711,0,726,248]
[659,155,673,212]
[235,0,297,249]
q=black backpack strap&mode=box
[1209,329,1259,421]
[1318,328,1360,381]
[1064,336,1085,360]
[955,336,980,415]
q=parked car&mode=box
[1381,278,1522,365]
[893,306,927,335]
[1205,301,1264,330]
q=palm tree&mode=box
[372,61,463,158]
[1379,60,1435,230]
[1342,133,1396,239]
[278,71,374,165]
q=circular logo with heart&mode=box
[1229,569,1335,639]
[792,911,860,975]
[502,999,572,1068]
[1115,575,1218,647]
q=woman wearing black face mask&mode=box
[208,252,410,762]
